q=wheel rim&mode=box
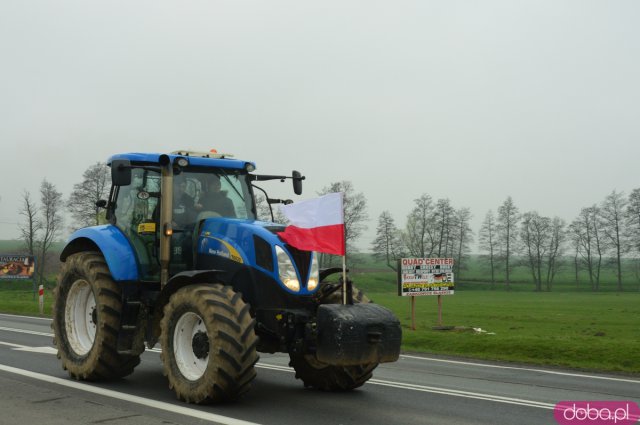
[173,312,210,381]
[65,279,97,356]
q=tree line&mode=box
[372,191,640,292]
[15,161,640,292]
[17,163,109,287]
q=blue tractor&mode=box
[52,150,401,403]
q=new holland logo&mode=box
[204,236,244,264]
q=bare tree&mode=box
[19,190,42,299]
[600,191,627,291]
[478,210,499,287]
[371,210,403,271]
[317,181,368,266]
[497,196,520,289]
[36,180,63,287]
[568,225,581,288]
[626,188,640,256]
[68,162,110,230]
[433,198,455,257]
[402,194,436,258]
[545,217,566,291]
[19,190,41,257]
[520,211,550,291]
[452,207,473,279]
[255,194,288,224]
[570,206,604,291]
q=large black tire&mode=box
[160,284,259,404]
[289,284,378,391]
[52,252,141,380]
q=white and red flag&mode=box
[278,192,345,256]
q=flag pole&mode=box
[342,254,347,304]
[340,192,348,305]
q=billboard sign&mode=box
[0,256,35,280]
[397,257,455,296]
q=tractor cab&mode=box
[105,150,302,284]
[109,163,253,278]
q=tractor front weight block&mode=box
[315,304,402,366]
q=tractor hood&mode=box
[196,217,319,295]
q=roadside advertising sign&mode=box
[397,257,455,296]
[0,256,35,280]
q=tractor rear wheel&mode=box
[289,284,378,391]
[160,284,259,403]
[52,252,141,380]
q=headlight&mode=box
[307,252,319,291]
[276,246,300,292]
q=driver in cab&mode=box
[195,174,236,218]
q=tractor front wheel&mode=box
[160,284,259,403]
[52,252,141,380]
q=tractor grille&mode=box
[253,235,274,272]
[285,244,312,284]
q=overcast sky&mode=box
[1,1,639,251]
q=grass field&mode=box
[0,278,56,316]
[349,270,640,374]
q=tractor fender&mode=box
[146,270,227,348]
[60,225,139,281]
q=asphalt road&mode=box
[0,313,638,425]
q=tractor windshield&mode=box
[178,168,256,220]
[112,167,256,242]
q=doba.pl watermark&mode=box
[555,401,640,425]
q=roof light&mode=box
[169,150,234,159]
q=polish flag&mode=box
[278,192,345,255]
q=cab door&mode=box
[110,168,161,281]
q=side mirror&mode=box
[292,170,304,195]
[111,159,132,186]
[96,199,107,208]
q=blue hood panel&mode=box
[197,218,284,265]
[197,218,317,295]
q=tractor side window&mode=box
[219,174,254,219]
[113,168,161,279]
[114,169,160,231]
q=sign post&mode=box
[411,296,416,330]
[397,258,455,330]
[38,285,44,316]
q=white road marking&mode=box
[399,354,640,384]
[13,346,58,354]
[0,340,57,354]
[0,313,51,321]
[0,341,25,349]
[369,378,555,410]
[253,361,554,410]
[0,326,53,337]
[0,363,262,425]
